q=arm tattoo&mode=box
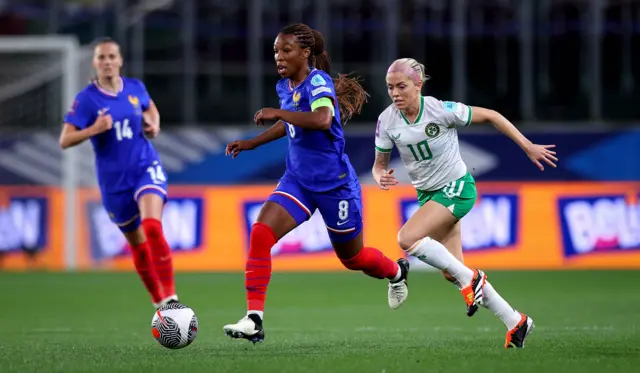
[374,150,391,169]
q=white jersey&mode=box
[375,96,471,191]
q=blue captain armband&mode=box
[310,97,335,116]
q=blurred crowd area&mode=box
[1,0,640,127]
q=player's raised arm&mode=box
[253,105,332,130]
[225,120,287,158]
[469,106,558,171]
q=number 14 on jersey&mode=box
[114,119,133,141]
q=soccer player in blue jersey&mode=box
[58,38,177,309]
[223,23,410,343]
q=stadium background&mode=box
[2,2,640,372]
[0,0,639,272]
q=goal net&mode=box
[0,36,92,269]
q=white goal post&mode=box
[0,36,81,270]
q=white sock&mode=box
[481,282,522,330]
[391,265,402,282]
[450,279,463,290]
[247,310,264,320]
[407,237,474,286]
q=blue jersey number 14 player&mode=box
[59,38,178,309]
[223,23,409,343]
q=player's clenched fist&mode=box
[92,108,113,134]
[143,122,160,139]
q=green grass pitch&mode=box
[1,270,639,372]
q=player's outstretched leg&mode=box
[123,228,165,307]
[138,192,177,306]
[222,222,274,343]
[439,218,534,347]
[405,235,534,347]
[399,201,490,314]
[142,218,177,303]
[341,248,409,308]
[223,201,298,344]
[132,242,165,307]
[401,236,481,307]
[333,233,409,309]
[319,179,408,309]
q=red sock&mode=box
[246,222,277,313]
[142,218,175,297]
[130,242,164,304]
[340,247,399,280]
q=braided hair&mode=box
[387,58,431,88]
[280,23,369,123]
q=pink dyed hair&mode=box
[386,58,430,86]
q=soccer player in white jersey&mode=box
[373,58,557,348]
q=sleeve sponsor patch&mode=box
[311,86,332,96]
[443,101,458,112]
[67,99,79,115]
[311,74,327,86]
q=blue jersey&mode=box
[63,77,161,193]
[276,69,356,192]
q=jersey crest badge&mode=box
[292,91,301,110]
[425,123,440,138]
[128,95,139,107]
[128,95,142,115]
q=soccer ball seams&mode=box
[152,316,182,348]
[151,302,198,349]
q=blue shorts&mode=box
[267,176,363,243]
[100,162,168,233]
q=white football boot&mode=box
[223,314,265,344]
[388,258,410,309]
[153,294,179,309]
